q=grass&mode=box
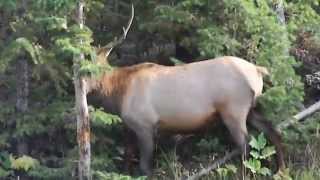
[91,117,320,180]
[149,122,320,180]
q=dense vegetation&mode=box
[0,0,320,179]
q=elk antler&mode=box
[100,4,134,58]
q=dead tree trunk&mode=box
[74,0,91,179]
[16,57,29,155]
[15,0,29,156]
[16,58,29,114]
[274,0,290,55]
[274,0,286,24]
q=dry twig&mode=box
[186,149,241,180]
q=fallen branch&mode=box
[186,149,241,180]
[277,100,320,131]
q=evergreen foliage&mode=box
[0,0,319,179]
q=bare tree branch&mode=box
[277,100,320,130]
[186,149,241,180]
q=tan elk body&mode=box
[86,56,284,176]
[87,5,284,176]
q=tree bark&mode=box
[74,75,91,180]
[15,57,29,155]
[274,0,290,55]
[16,58,29,113]
[274,0,286,25]
[74,0,91,179]
[14,0,29,156]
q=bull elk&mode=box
[86,5,285,177]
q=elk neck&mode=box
[85,71,123,115]
[85,63,158,115]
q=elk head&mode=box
[86,5,135,111]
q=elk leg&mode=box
[220,108,250,177]
[221,114,249,153]
[124,118,155,177]
[135,127,154,177]
[124,127,138,174]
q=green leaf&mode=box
[250,150,260,159]
[249,133,267,150]
[257,133,267,149]
[249,135,260,150]
[35,16,68,31]
[216,167,228,176]
[11,155,39,171]
[243,158,261,173]
[225,164,237,174]
[15,38,41,64]
[260,146,276,159]
[78,60,102,76]
[0,152,11,170]
[54,37,80,55]
[259,167,271,176]
[0,167,12,178]
[90,107,122,126]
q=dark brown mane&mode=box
[87,62,158,114]
[108,62,158,97]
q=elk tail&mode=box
[256,66,269,77]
